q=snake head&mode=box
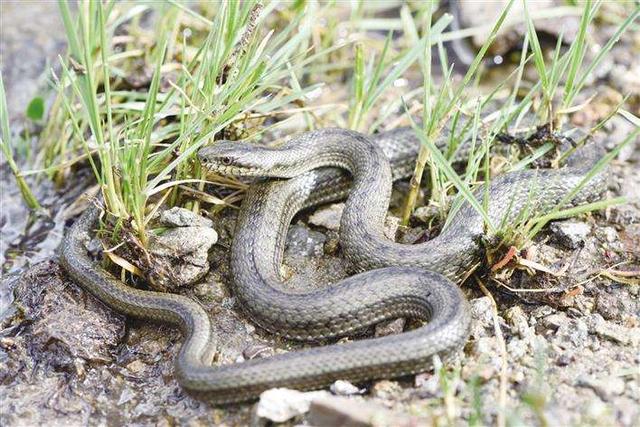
[198,140,307,178]
[198,141,266,177]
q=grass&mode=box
[0,72,41,210]
[45,0,333,245]
[397,0,639,258]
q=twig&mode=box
[491,277,562,293]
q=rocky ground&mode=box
[1,3,638,427]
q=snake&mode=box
[60,125,606,404]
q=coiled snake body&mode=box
[61,126,605,404]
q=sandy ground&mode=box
[1,3,638,426]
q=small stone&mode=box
[542,312,567,330]
[610,63,640,102]
[454,0,577,57]
[612,206,639,227]
[555,318,589,349]
[556,352,574,367]
[255,388,329,423]
[330,380,363,396]
[415,373,441,398]
[148,226,218,288]
[599,227,619,244]
[158,207,213,228]
[550,221,591,249]
[511,369,525,384]
[126,360,146,373]
[505,306,531,339]
[371,380,403,400]
[606,116,638,162]
[374,318,405,337]
[323,235,340,255]
[132,401,159,417]
[383,215,400,240]
[576,376,626,401]
[530,305,554,319]
[308,203,344,231]
[285,224,326,258]
[595,292,621,321]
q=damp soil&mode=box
[1,4,638,427]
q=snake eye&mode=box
[221,156,233,166]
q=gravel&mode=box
[550,221,592,249]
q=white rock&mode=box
[550,221,591,249]
[329,380,363,396]
[308,203,344,231]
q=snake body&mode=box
[61,126,605,404]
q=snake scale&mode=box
[61,126,605,404]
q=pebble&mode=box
[505,305,531,339]
[550,221,591,249]
[595,292,621,321]
[543,312,568,330]
[454,0,579,62]
[555,318,589,349]
[255,388,330,423]
[285,224,326,258]
[330,380,363,396]
[556,352,574,367]
[584,397,608,420]
[415,373,441,398]
[599,227,619,244]
[308,203,344,231]
[371,380,403,400]
[117,386,136,406]
[158,207,213,228]
[530,305,555,319]
[606,116,638,162]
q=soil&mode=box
[1,3,638,427]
